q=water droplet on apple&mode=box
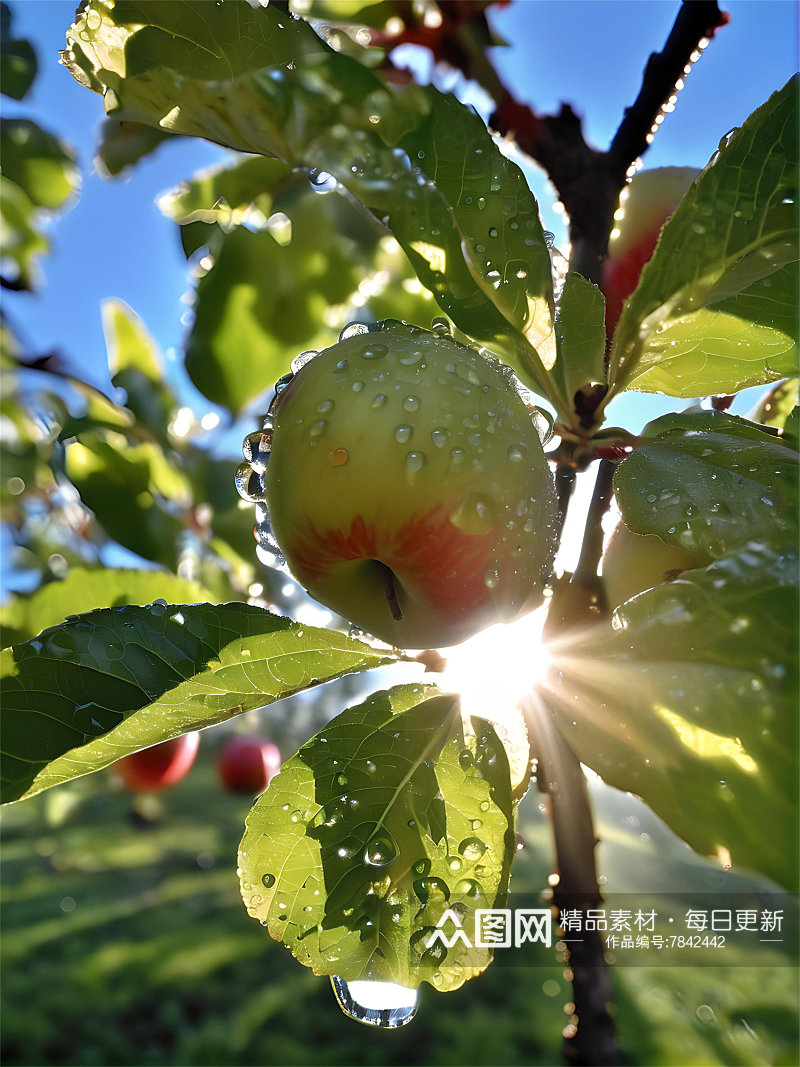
[484,569,500,589]
[235,462,266,501]
[403,395,420,412]
[449,447,465,467]
[352,380,365,392]
[431,428,449,447]
[291,350,318,373]
[242,430,272,472]
[507,445,524,462]
[331,977,418,1028]
[449,493,496,535]
[364,834,397,867]
[395,424,413,444]
[405,451,426,477]
[361,342,388,360]
[309,420,327,439]
[340,322,372,342]
[331,448,349,466]
[317,399,334,413]
[371,393,387,409]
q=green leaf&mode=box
[544,540,799,889]
[610,78,799,398]
[614,411,798,561]
[552,272,607,404]
[185,192,366,412]
[96,118,176,176]
[0,568,213,646]
[0,175,47,289]
[0,602,395,803]
[1,3,37,101]
[239,687,515,990]
[64,431,190,567]
[0,120,79,209]
[158,154,291,230]
[62,1,563,413]
[102,300,176,443]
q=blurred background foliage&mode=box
[0,2,797,1065]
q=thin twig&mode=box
[523,693,619,1066]
[572,459,616,589]
[489,1,727,285]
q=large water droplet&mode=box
[361,342,388,360]
[458,837,487,862]
[331,977,418,1028]
[242,430,272,473]
[340,322,372,342]
[403,395,420,413]
[291,350,318,373]
[405,451,426,476]
[449,493,496,536]
[364,834,398,867]
[395,424,413,444]
[235,463,266,502]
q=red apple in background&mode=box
[254,322,558,650]
[115,733,200,793]
[218,736,281,795]
[602,167,699,338]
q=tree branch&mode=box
[608,1,730,178]
[523,693,619,1066]
[489,1,727,284]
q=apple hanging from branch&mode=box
[601,166,699,338]
[601,520,698,609]
[242,322,558,649]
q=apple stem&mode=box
[374,561,403,621]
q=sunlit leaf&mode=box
[0,119,79,209]
[61,1,563,412]
[239,686,515,990]
[0,602,396,802]
[102,299,176,444]
[543,540,798,889]
[614,411,798,561]
[64,431,190,567]
[610,78,799,398]
[0,567,213,645]
[552,272,607,406]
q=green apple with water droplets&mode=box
[602,520,698,609]
[263,322,558,648]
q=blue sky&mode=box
[4,0,798,429]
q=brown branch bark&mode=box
[489,1,727,285]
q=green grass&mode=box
[1,733,797,1067]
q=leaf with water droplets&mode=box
[614,410,798,562]
[543,540,798,889]
[238,687,516,991]
[0,603,395,803]
[60,0,561,411]
[610,77,799,398]
[552,272,608,402]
